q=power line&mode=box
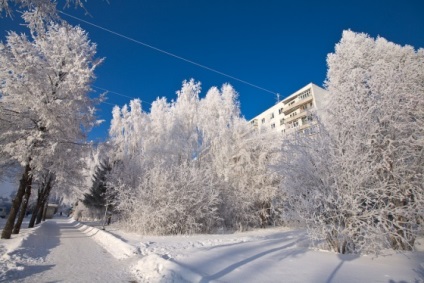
[93,85,136,100]
[99,100,117,106]
[59,11,278,96]
[93,85,153,106]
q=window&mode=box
[270,113,275,119]
[280,118,284,126]
[271,123,275,129]
[278,108,284,114]
[262,118,265,124]
[289,112,297,118]
[293,121,299,128]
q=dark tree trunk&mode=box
[42,201,48,221]
[36,201,46,225]
[28,175,52,228]
[28,187,43,228]
[13,177,33,234]
[28,204,40,228]
[1,163,31,239]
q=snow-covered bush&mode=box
[280,30,424,254]
[107,80,284,234]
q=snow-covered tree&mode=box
[108,81,221,234]
[0,15,102,238]
[0,0,88,17]
[107,80,284,235]
[280,30,424,254]
[226,127,283,230]
[82,159,113,216]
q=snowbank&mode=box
[131,253,202,283]
[72,219,138,260]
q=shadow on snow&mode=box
[0,220,64,282]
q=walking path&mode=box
[1,217,423,282]
[1,218,136,282]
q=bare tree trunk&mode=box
[36,201,46,225]
[28,174,52,228]
[13,177,32,234]
[1,163,31,239]
[42,202,48,221]
[28,204,40,228]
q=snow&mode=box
[75,221,138,260]
[1,217,423,282]
[0,217,136,282]
[109,227,424,283]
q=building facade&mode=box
[249,83,328,135]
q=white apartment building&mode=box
[249,83,328,135]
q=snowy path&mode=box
[1,218,136,282]
[2,218,424,282]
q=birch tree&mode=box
[0,15,102,238]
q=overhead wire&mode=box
[98,100,116,107]
[93,85,135,100]
[59,11,279,96]
[92,85,153,107]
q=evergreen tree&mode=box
[82,160,113,211]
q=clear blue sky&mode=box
[1,0,423,141]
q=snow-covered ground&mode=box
[106,225,424,283]
[0,217,136,282]
[1,217,424,282]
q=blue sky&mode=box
[1,0,423,141]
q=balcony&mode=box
[284,109,307,124]
[283,96,313,115]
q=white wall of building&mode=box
[249,83,328,134]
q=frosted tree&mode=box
[108,80,221,234]
[325,30,424,252]
[107,80,284,234]
[278,123,351,251]
[198,85,283,229]
[0,0,89,17]
[227,126,283,230]
[280,31,424,254]
[0,15,102,238]
[82,159,114,217]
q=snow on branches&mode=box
[279,30,424,254]
[107,80,284,234]
[0,15,102,213]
